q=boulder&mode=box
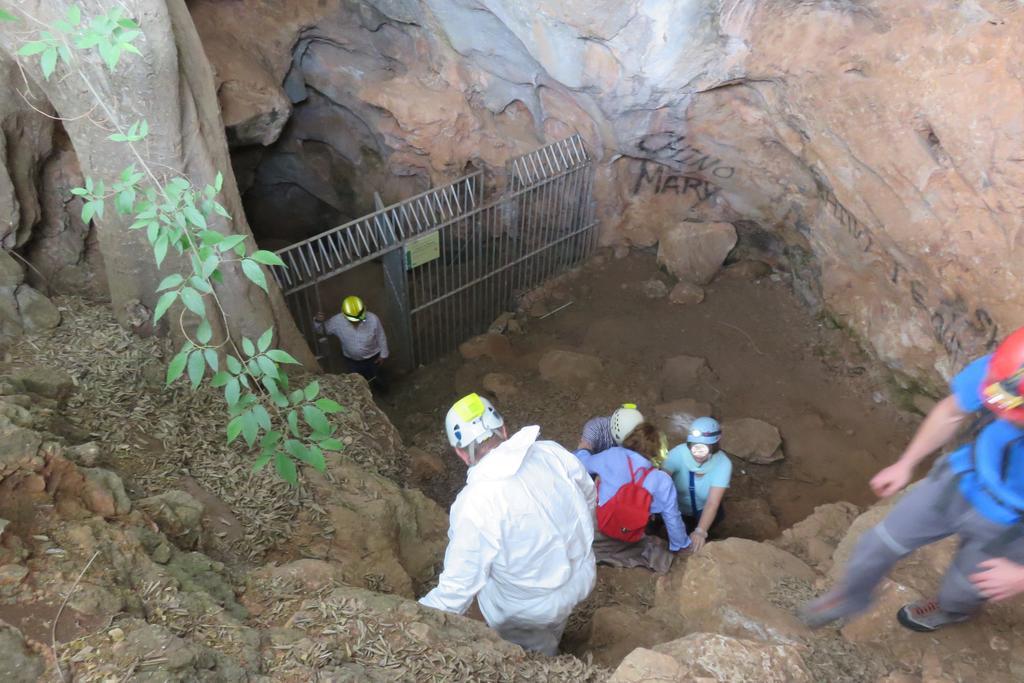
[136,490,205,549]
[717,259,772,281]
[657,222,738,285]
[80,467,131,518]
[650,537,814,644]
[11,367,74,402]
[652,398,714,442]
[659,355,713,402]
[13,285,60,333]
[667,281,705,305]
[774,501,861,571]
[640,279,669,298]
[721,417,783,464]
[458,333,514,362]
[481,372,519,401]
[538,350,603,390]
[407,446,446,483]
[488,312,515,334]
[715,497,781,541]
[608,648,683,682]
[0,623,44,682]
[575,605,674,668]
[655,633,813,682]
[0,251,22,287]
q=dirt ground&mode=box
[383,249,921,532]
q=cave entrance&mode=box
[270,135,597,373]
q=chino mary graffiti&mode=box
[818,187,998,363]
[632,161,720,203]
[636,132,737,179]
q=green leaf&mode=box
[241,411,258,447]
[320,438,345,452]
[251,250,286,267]
[166,348,189,385]
[81,201,96,225]
[179,287,205,317]
[241,337,255,357]
[257,328,273,353]
[241,259,268,293]
[109,133,128,142]
[146,222,159,244]
[187,348,205,389]
[210,371,231,388]
[0,9,17,21]
[65,5,81,25]
[57,44,72,65]
[17,41,48,56]
[225,377,241,407]
[274,453,298,486]
[203,348,218,372]
[315,398,344,414]
[252,451,272,472]
[154,234,169,266]
[303,381,320,401]
[287,410,300,437]
[265,349,299,365]
[305,445,326,471]
[289,389,304,404]
[189,275,213,294]
[302,405,330,435]
[98,41,120,71]
[117,17,139,29]
[196,319,212,344]
[153,290,177,323]
[183,204,206,229]
[227,415,244,444]
[218,234,246,252]
[199,230,223,246]
[260,431,282,450]
[226,355,242,374]
[253,405,272,431]
[256,355,278,380]
[156,274,183,291]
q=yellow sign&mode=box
[405,231,441,270]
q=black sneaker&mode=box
[896,598,969,632]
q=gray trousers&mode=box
[496,618,569,656]
[838,460,1024,617]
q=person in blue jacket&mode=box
[801,327,1024,632]
[664,417,732,554]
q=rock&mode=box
[80,467,131,518]
[608,648,683,682]
[650,537,814,644]
[659,355,713,401]
[408,446,446,483]
[0,399,33,430]
[527,299,549,318]
[481,372,519,401]
[717,259,772,281]
[912,393,938,415]
[0,427,42,475]
[13,285,61,333]
[11,367,74,401]
[668,281,705,305]
[488,312,515,334]
[0,564,28,586]
[640,279,669,298]
[652,398,714,442]
[65,441,101,467]
[721,417,783,464]
[458,333,514,362]
[654,633,813,682]
[0,251,22,287]
[715,497,781,540]
[613,245,630,260]
[0,623,44,682]
[136,490,205,549]
[538,350,603,390]
[250,559,348,591]
[774,501,861,570]
[657,222,738,285]
[576,605,674,668]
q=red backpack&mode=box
[596,457,653,543]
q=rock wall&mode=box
[189,0,1024,385]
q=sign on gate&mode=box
[404,232,441,270]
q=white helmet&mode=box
[610,403,644,445]
[445,393,505,449]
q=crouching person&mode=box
[576,422,691,573]
[664,417,732,553]
[419,393,597,656]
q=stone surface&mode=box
[717,259,772,281]
[80,467,132,518]
[654,633,813,682]
[608,648,683,682]
[774,501,861,571]
[407,446,446,484]
[538,349,603,390]
[11,367,74,401]
[721,417,783,465]
[136,490,205,549]
[657,222,738,285]
[0,251,22,288]
[667,281,705,306]
[576,605,674,669]
[481,372,519,402]
[458,333,514,362]
[640,279,669,299]
[715,497,780,541]
[652,398,714,442]
[0,623,44,682]
[659,355,713,402]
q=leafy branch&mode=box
[5,3,343,485]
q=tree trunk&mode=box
[0,0,316,366]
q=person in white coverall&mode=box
[418,393,597,655]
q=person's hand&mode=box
[688,528,707,553]
[870,461,914,498]
[970,558,1024,602]
[315,311,325,322]
[374,356,385,366]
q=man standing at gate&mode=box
[314,295,389,388]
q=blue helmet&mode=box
[687,416,721,445]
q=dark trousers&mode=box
[682,504,725,535]
[345,355,385,390]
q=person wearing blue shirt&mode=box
[575,422,691,573]
[664,416,732,553]
[801,327,1024,632]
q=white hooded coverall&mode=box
[419,426,598,655]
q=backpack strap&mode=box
[688,470,699,518]
[634,466,653,487]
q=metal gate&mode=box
[272,134,596,370]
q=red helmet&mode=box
[982,327,1024,423]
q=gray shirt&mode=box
[314,311,389,361]
[580,416,615,453]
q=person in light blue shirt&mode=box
[575,423,690,573]
[664,416,732,554]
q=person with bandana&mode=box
[664,416,732,554]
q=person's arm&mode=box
[690,487,725,553]
[871,395,968,497]
[374,316,389,361]
[560,447,597,513]
[651,473,690,551]
[419,497,498,615]
[970,558,1024,601]
[578,417,603,451]
[313,313,326,335]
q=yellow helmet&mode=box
[341,295,366,322]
